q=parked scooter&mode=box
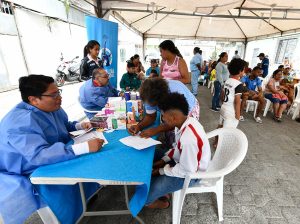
[55,53,81,87]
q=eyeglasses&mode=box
[41,89,62,98]
[97,73,110,79]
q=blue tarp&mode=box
[31,130,155,224]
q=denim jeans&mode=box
[146,149,199,204]
[191,70,200,95]
[211,80,221,109]
[145,175,199,204]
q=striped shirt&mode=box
[160,117,211,178]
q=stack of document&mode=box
[120,135,161,150]
[70,129,108,145]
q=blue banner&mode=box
[85,16,118,87]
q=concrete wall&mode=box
[245,34,300,76]
[0,0,92,91]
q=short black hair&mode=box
[193,47,200,53]
[158,93,189,116]
[278,65,284,69]
[273,69,282,78]
[252,66,262,71]
[19,75,54,103]
[228,58,247,76]
[127,60,135,68]
[140,78,169,104]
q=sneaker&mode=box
[254,116,262,124]
[239,116,245,121]
[216,106,221,110]
[273,116,281,122]
[210,108,220,112]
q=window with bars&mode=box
[0,0,13,14]
[275,38,298,64]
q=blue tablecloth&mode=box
[30,130,155,224]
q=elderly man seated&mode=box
[240,66,265,123]
[0,75,103,224]
[79,68,122,119]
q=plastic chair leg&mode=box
[38,207,59,224]
[172,191,181,224]
[215,181,224,222]
[292,104,300,120]
[246,102,250,113]
[253,103,258,118]
[263,99,271,117]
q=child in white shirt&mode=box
[145,93,211,209]
[219,58,246,128]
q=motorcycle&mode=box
[55,54,81,87]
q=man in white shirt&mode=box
[232,50,241,59]
[145,93,211,209]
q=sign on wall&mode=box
[85,16,118,87]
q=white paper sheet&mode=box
[119,135,161,150]
[73,131,108,145]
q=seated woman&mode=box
[128,78,199,139]
[159,40,190,84]
[120,60,142,91]
[131,54,145,80]
[146,59,160,77]
[79,68,121,119]
[264,69,288,122]
[0,75,103,224]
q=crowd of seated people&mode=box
[206,58,300,123]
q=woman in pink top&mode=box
[159,40,190,84]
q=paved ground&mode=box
[21,84,300,224]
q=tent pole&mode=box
[243,38,248,60]
[9,2,29,75]
[142,33,146,62]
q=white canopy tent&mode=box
[99,0,300,42]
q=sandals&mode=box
[273,116,282,122]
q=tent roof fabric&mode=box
[102,0,300,41]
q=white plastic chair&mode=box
[287,83,300,120]
[208,80,212,89]
[263,98,272,117]
[245,100,258,118]
[38,207,59,224]
[172,128,248,224]
[77,97,102,117]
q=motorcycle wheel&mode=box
[78,74,84,82]
[56,75,65,87]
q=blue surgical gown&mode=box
[0,102,78,224]
[79,79,118,119]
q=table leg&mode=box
[124,186,145,224]
[76,183,145,224]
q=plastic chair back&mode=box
[206,128,248,176]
